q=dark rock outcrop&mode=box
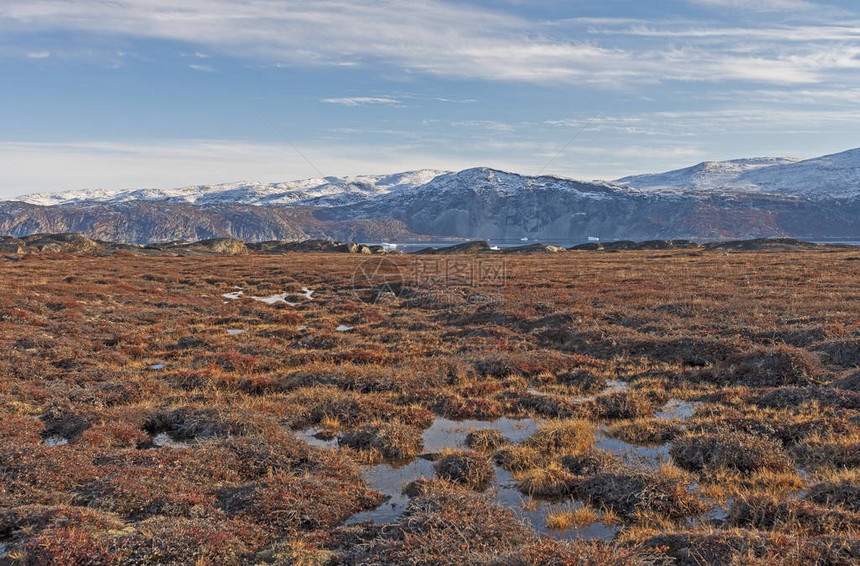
[413,241,491,254]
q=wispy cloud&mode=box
[549,107,860,140]
[689,0,819,11]
[188,63,214,72]
[605,24,860,42]
[0,139,478,197]
[2,0,856,86]
[432,97,477,104]
[26,49,50,58]
[321,96,402,106]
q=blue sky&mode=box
[1,0,859,196]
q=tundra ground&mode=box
[1,249,859,565]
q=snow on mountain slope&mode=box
[12,170,448,207]
[10,146,860,208]
[738,148,860,200]
[615,157,800,193]
[392,167,620,201]
[616,148,860,200]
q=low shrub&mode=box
[590,390,663,420]
[728,494,860,535]
[331,482,533,565]
[465,428,509,452]
[711,345,825,387]
[433,450,495,490]
[670,431,793,473]
[804,478,860,513]
[556,370,608,394]
[338,419,424,463]
[559,449,622,477]
[217,473,385,535]
[524,419,594,455]
[576,465,706,520]
[498,390,578,419]
[517,464,580,498]
[818,339,860,368]
[607,418,684,446]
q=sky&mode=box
[1,0,859,197]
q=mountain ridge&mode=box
[1,148,859,243]
[7,147,860,206]
[615,148,860,199]
[12,170,448,207]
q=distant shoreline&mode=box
[1,233,857,256]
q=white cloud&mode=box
[188,63,214,72]
[432,97,477,104]
[0,139,478,197]
[26,49,50,58]
[321,96,402,106]
[607,24,860,42]
[550,107,860,140]
[689,0,819,11]
[1,0,855,86]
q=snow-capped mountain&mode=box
[13,170,448,207]
[393,167,618,200]
[615,148,860,200]
[317,167,684,240]
[11,147,860,208]
[2,148,860,243]
[316,160,860,240]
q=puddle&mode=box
[149,363,165,370]
[295,418,539,457]
[43,436,68,447]
[492,468,621,541]
[151,433,192,449]
[301,287,314,299]
[422,417,539,453]
[295,428,338,449]
[707,504,730,522]
[606,380,630,393]
[345,417,538,524]
[227,329,247,335]
[345,416,618,540]
[655,399,699,420]
[297,379,720,539]
[222,290,244,300]
[594,430,670,469]
[347,457,437,523]
[792,466,812,491]
[297,326,307,331]
[567,379,632,404]
[298,380,692,540]
[336,325,353,332]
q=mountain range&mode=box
[2,148,859,243]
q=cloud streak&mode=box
[1,0,857,86]
[322,97,402,106]
[0,139,479,197]
[689,0,819,11]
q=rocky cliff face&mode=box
[0,201,422,244]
